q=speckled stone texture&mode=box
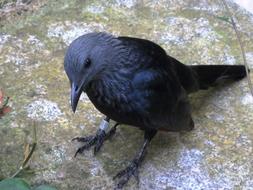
[0,0,253,189]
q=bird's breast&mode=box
[86,78,151,126]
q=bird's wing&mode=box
[118,36,200,94]
[130,68,193,131]
[117,36,194,131]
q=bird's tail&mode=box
[190,65,247,89]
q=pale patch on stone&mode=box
[150,148,233,189]
[144,140,252,189]
[158,16,238,65]
[195,18,219,41]
[236,134,252,149]
[47,21,105,45]
[3,35,45,69]
[26,99,63,121]
[86,5,105,14]
[160,32,182,45]
[2,38,26,66]
[44,146,67,165]
[198,45,236,65]
[223,53,236,65]
[115,0,137,8]
[241,93,253,107]
[5,52,29,66]
[245,179,253,188]
[205,112,225,122]
[0,34,11,48]
[204,140,216,147]
[160,17,219,45]
[151,148,213,190]
[27,35,44,50]
[191,5,220,12]
[145,0,188,9]
[177,148,203,168]
[90,159,103,176]
[35,84,47,95]
[246,52,253,68]
[40,170,57,182]
[79,93,90,103]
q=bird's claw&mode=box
[93,130,106,155]
[73,136,97,157]
[73,131,104,157]
[73,123,120,157]
[71,136,94,142]
[113,159,140,189]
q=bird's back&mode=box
[85,35,194,131]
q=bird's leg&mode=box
[105,122,120,140]
[72,117,120,156]
[114,129,157,189]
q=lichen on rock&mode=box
[26,99,63,121]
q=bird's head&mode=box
[64,32,114,113]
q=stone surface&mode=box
[26,99,63,121]
[0,0,253,189]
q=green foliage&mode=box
[0,178,30,190]
[216,16,232,24]
[0,178,57,190]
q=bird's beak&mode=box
[71,83,82,113]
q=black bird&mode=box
[64,32,246,188]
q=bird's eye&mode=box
[84,58,91,68]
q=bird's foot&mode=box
[72,128,106,156]
[113,129,157,189]
[113,159,140,189]
[105,123,119,140]
[72,122,119,156]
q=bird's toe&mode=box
[71,136,94,142]
[73,136,97,157]
[93,130,106,155]
[113,160,139,189]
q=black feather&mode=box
[64,32,247,188]
[64,32,246,131]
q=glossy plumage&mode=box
[64,32,246,188]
